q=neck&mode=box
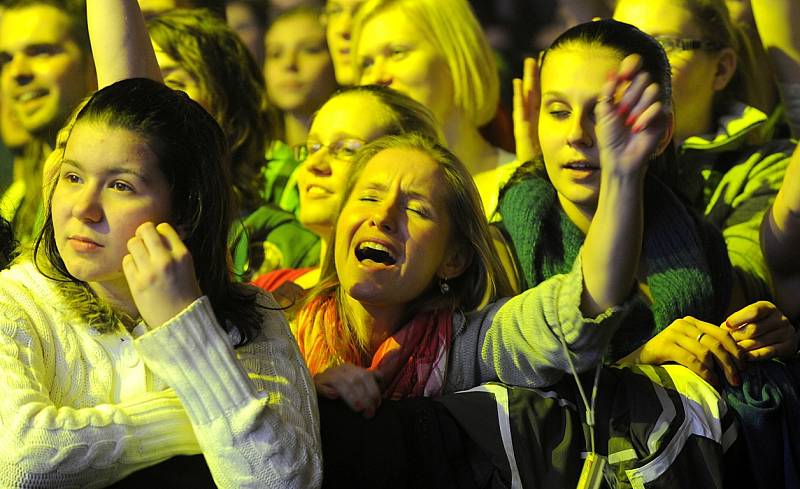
[342,292,406,357]
[88,277,139,319]
[557,193,593,234]
[283,111,312,147]
[441,111,498,176]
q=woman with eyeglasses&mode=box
[250,85,443,305]
[611,0,797,309]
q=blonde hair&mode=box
[351,0,499,127]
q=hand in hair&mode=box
[722,301,799,361]
[619,316,747,389]
[314,363,383,419]
[595,54,670,178]
[122,222,203,329]
[512,56,542,163]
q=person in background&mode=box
[321,0,363,86]
[264,6,338,148]
[351,0,516,217]
[88,0,320,279]
[0,0,97,243]
[224,0,268,69]
[136,0,225,17]
[611,0,797,306]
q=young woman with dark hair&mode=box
[0,78,321,488]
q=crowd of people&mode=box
[0,0,798,487]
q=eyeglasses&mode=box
[295,138,365,161]
[654,36,724,53]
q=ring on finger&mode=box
[696,332,706,343]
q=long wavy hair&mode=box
[147,8,277,213]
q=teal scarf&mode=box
[499,173,732,358]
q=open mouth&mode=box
[355,241,397,266]
[563,161,599,171]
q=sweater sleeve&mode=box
[0,299,198,488]
[445,252,628,392]
[133,292,322,489]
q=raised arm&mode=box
[86,0,162,88]
[751,0,800,137]
[762,143,800,320]
[580,54,669,316]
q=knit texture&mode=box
[499,174,732,358]
[0,260,322,488]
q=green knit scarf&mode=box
[499,174,733,358]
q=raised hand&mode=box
[595,54,670,178]
[723,301,799,360]
[512,56,542,163]
[314,363,382,418]
[622,316,747,388]
[122,222,202,329]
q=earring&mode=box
[439,276,450,294]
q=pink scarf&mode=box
[295,295,453,399]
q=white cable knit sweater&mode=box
[0,260,322,488]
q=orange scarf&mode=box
[295,294,453,399]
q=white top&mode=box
[0,260,322,488]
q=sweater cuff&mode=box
[556,253,630,345]
[134,296,256,425]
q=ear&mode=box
[437,244,472,281]
[655,109,676,154]
[711,47,737,92]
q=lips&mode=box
[67,235,103,251]
[303,183,333,198]
[562,160,599,171]
[354,239,400,267]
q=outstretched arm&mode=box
[86,0,162,88]
[762,143,800,320]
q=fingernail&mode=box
[617,103,631,116]
[632,123,645,133]
[625,113,637,126]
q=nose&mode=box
[72,186,103,223]
[284,49,299,72]
[303,148,332,177]
[566,110,594,148]
[370,199,400,234]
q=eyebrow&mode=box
[61,159,150,180]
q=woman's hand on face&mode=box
[595,54,669,178]
[314,364,382,418]
[723,301,799,361]
[512,55,542,163]
[122,222,202,329]
[630,316,746,388]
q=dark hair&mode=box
[307,133,514,326]
[34,78,261,346]
[4,0,91,55]
[148,8,276,212]
[0,217,16,269]
[511,19,679,191]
